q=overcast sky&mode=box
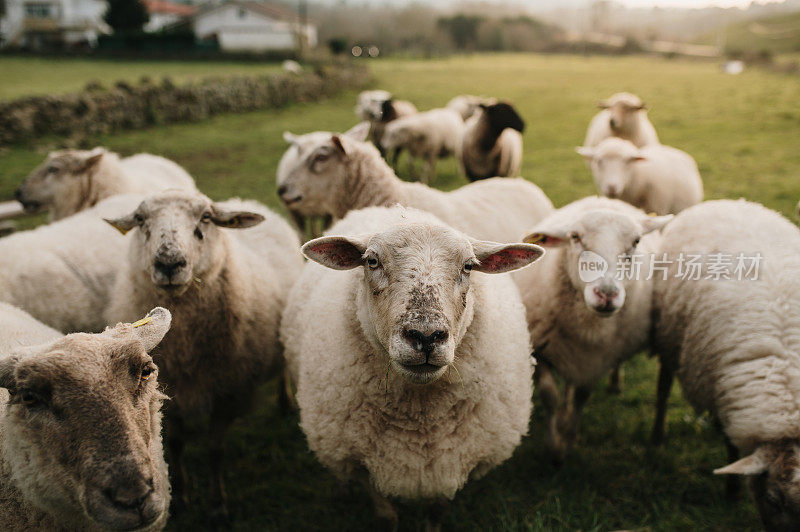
[615,0,784,7]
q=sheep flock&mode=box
[0,84,798,532]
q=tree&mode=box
[437,15,483,50]
[104,0,149,33]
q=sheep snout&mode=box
[584,281,626,316]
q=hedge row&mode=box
[0,64,371,146]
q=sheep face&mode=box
[355,90,391,121]
[715,441,800,531]
[105,192,264,296]
[525,209,670,316]
[303,222,543,385]
[597,93,646,136]
[278,125,370,219]
[0,308,172,531]
[577,139,644,199]
[380,120,417,153]
[15,148,105,213]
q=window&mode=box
[25,2,54,18]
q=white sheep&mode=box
[354,90,417,166]
[281,59,303,75]
[0,193,143,334]
[281,205,543,529]
[459,101,525,181]
[650,199,800,530]
[0,304,172,531]
[517,196,672,461]
[380,107,464,184]
[104,190,303,519]
[277,126,554,243]
[446,94,487,120]
[16,147,197,221]
[577,137,703,215]
[583,92,660,148]
[355,90,393,121]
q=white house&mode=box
[192,1,316,53]
[0,0,107,48]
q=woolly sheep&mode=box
[354,90,417,165]
[517,196,672,460]
[277,126,554,243]
[459,101,525,181]
[16,148,197,221]
[446,94,487,120]
[577,137,703,215]
[0,193,142,333]
[650,199,800,530]
[583,92,660,148]
[104,190,303,519]
[0,304,172,531]
[380,107,464,184]
[281,205,543,529]
[281,59,303,75]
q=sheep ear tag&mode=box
[132,316,153,328]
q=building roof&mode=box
[195,1,311,24]
[144,0,197,16]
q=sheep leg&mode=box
[208,398,237,522]
[424,498,449,532]
[607,363,624,394]
[408,157,418,181]
[423,157,437,185]
[165,409,189,515]
[651,355,675,446]
[537,363,567,464]
[391,148,402,172]
[563,385,591,448]
[366,481,399,532]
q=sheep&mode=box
[354,90,417,167]
[577,137,703,215]
[276,125,554,243]
[516,196,672,461]
[0,193,143,334]
[458,101,525,181]
[281,59,303,75]
[380,107,464,184]
[0,304,172,531]
[583,92,660,148]
[104,190,303,520]
[281,205,543,529]
[650,199,800,530]
[16,147,197,221]
[446,94,487,120]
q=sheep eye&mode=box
[463,262,474,274]
[46,166,58,174]
[140,364,154,381]
[201,212,212,223]
[570,234,581,243]
[366,257,379,269]
[134,214,145,225]
[632,237,641,247]
[20,391,41,407]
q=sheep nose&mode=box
[277,185,287,197]
[593,285,619,302]
[609,118,617,129]
[105,478,154,511]
[403,328,448,355]
[154,257,186,277]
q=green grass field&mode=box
[0,56,282,101]
[1,53,799,530]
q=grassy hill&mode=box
[699,10,800,54]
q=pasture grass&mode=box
[0,56,282,101]
[1,53,798,530]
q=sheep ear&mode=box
[486,103,525,133]
[331,135,347,157]
[714,447,770,476]
[343,121,370,142]
[576,146,595,160]
[80,148,105,172]
[283,131,299,145]
[0,355,19,392]
[302,235,368,270]
[640,214,673,234]
[523,226,570,247]
[472,241,545,274]
[104,213,138,235]
[210,205,265,229]
[130,307,172,352]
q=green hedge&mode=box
[0,64,371,146]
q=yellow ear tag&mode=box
[132,316,153,328]
[648,212,658,217]
[524,233,544,245]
